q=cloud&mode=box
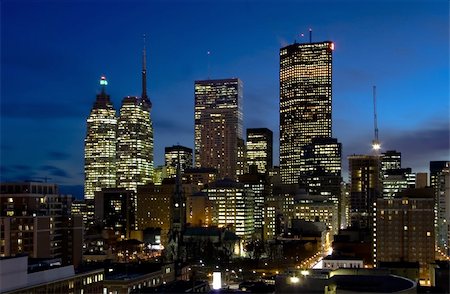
[342,122,450,175]
[38,165,71,179]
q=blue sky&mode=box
[1,0,449,198]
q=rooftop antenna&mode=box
[141,34,149,100]
[309,28,312,43]
[371,85,381,153]
[207,51,211,79]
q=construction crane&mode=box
[371,85,381,152]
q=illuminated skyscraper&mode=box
[164,145,193,179]
[84,76,117,199]
[279,41,334,184]
[247,128,273,174]
[194,79,243,179]
[116,45,154,191]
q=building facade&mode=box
[348,155,381,229]
[164,145,193,179]
[280,41,334,184]
[84,76,117,200]
[194,79,243,179]
[246,128,273,174]
[375,188,435,281]
[116,46,154,192]
[204,179,254,240]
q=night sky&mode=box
[1,0,449,198]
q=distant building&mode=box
[236,138,247,177]
[116,46,154,191]
[375,187,435,281]
[194,79,243,179]
[415,172,428,188]
[348,155,381,228]
[293,196,338,235]
[136,182,174,246]
[239,172,271,238]
[279,41,334,184]
[84,76,117,200]
[382,168,412,198]
[299,137,342,212]
[164,145,193,179]
[152,165,165,186]
[246,128,273,174]
[185,192,214,227]
[183,167,217,192]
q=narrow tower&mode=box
[372,86,381,152]
[116,39,154,191]
[84,76,117,199]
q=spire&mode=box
[100,75,108,95]
[141,34,148,101]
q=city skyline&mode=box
[1,0,449,198]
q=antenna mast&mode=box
[372,85,381,152]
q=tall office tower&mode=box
[194,79,243,179]
[374,188,435,282]
[84,76,117,200]
[164,145,193,179]
[247,128,273,174]
[116,46,154,191]
[279,41,334,184]
[348,155,381,228]
[381,150,401,174]
[299,137,342,199]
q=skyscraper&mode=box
[299,137,341,197]
[246,128,273,174]
[194,79,243,179]
[164,145,193,179]
[84,76,117,199]
[279,41,334,184]
[116,44,154,191]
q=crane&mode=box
[371,85,381,152]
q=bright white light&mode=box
[289,276,300,284]
[213,272,222,290]
[300,270,309,276]
[372,143,381,150]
